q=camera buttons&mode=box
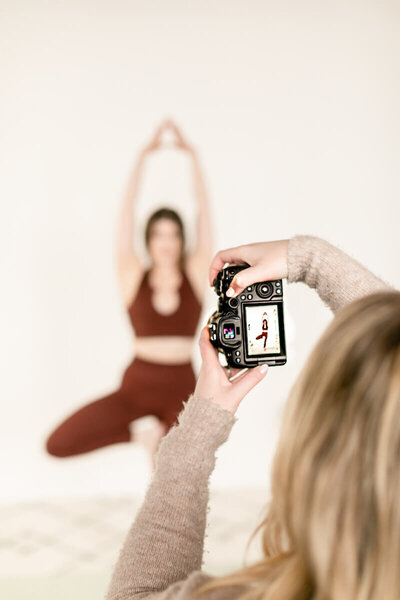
[240,294,246,300]
[246,286,252,291]
[276,281,281,287]
[247,294,253,299]
[276,289,281,294]
[235,351,240,356]
[235,358,241,363]
[256,282,273,298]
[229,298,238,308]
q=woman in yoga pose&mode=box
[255,311,269,349]
[46,120,213,468]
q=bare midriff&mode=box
[135,336,194,364]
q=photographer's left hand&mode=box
[194,327,268,415]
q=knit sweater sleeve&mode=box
[287,235,393,313]
[105,394,239,600]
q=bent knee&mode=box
[45,433,75,458]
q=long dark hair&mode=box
[145,207,186,270]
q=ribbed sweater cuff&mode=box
[156,394,238,468]
[177,394,237,447]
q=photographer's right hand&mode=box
[209,239,289,297]
[195,327,268,415]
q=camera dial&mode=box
[256,282,273,298]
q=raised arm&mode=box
[106,327,264,600]
[168,121,213,302]
[286,235,393,313]
[115,125,164,307]
[187,149,213,262]
[106,393,236,600]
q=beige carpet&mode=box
[0,489,268,599]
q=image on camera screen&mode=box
[244,304,281,356]
[223,324,235,340]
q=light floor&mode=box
[0,488,268,600]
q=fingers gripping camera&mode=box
[208,265,287,368]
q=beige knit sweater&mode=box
[106,235,392,600]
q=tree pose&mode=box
[46,120,213,469]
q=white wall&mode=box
[1,0,399,501]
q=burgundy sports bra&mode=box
[128,269,202,337]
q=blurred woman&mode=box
[46,120,213,468]
[106,235,399,600]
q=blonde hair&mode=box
[193,290,400,600]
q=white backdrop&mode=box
[1,0,399,502]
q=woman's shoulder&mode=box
[123,265,148,309]
[118,257,146,309]
[183,258,207,306]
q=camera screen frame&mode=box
[242,302,286,360]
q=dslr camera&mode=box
[208,265,287,368]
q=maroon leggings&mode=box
[46,358,196,458]
[256,332,268,348]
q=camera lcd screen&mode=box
[223,324,236,340]
[244,304,282,356]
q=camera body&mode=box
[208,265,287,368]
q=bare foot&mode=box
[130,419,167,470]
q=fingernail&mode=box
[226,287,234,297]
[259,364,268,374]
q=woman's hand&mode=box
[143,119,194,153]
[165,119,194,153]
[209,239,290,297]
[194,327,268,415]
[142,122,167,154]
